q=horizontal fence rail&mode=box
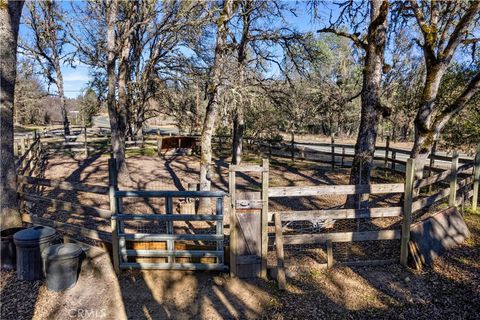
[269,206,403,221]
[18,192,111,218]
[280,230,402,245]
[268,183,405,197]
[18,175,109,195]
[115,190,226,198]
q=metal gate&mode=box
[110,190,227,272]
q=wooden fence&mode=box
[248,137,473,172]
[14,130,480,284]
[15,135,113,245]
[227,145,479,288]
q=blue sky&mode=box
[17,0,336,99]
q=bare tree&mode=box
[1,0,24,228]
[405,0,480,176]
[21,0,71,136]
[71,1,208,183]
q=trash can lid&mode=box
[13,226,56,242]
[42,243,83,260]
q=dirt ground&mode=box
[3,151,479,319]
[1,214,479,319]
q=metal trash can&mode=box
[1,227,27,270]
[13,226,57,280]
[42,243,83,291]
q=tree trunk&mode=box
[348,0,388,205]
[0,0,24,229]
[412,70,480,178]
[52,45,70,137]
[410,63,447,177]
[231,105,245,165]
[106,0,128,184]
[56,72,70,137]
[199,0,234,212]
[409,1,480,178]
[230,0,252,165]
[116,36,132,184]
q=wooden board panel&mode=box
[283,230,401,245]
[229,164,265,172]
[236,190,262,210]
[236,199,263,210]
[120,262,225,270]
[269,183,404,197]
[235,212,261,278]
[272,206,403,221]
[409,207,470,268]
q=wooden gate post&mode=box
[472,145,480,211]
[449,151,459,207]
[109,158,120,274]
[400,158,415,266]
[261,159,269,279]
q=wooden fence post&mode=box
[472,145,480,211]
[274,211,286,290]
[384,136,390,177]
[449,151,459,207]
[20,138,26,156]
[290,131,295,162]
[84,126,88,157]
[341,147,345,167]
[229,169,237,277]
[392,151,396,173]
[157,137,163,156]
[331,134,335,170]
[428,140,438,193]
[109,158,120,274]
[327,240,334,268]
[261,159,269,279]
[400,158,415,266]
